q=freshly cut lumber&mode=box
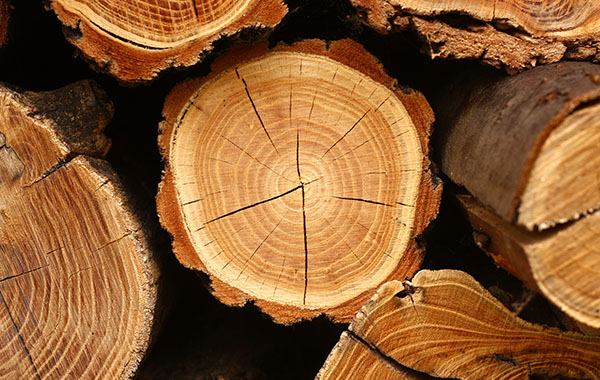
[157,39,441,324]
[317,270,600,380]
[459,194,600,330]
[351,0,600,72]
[435,61,600,231]
[48,0,287,81]
[0,81,159,378]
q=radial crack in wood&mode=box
[459,194,600,330]
[157,39,441,324]
[318,270,600,380]
[351,0,600,72]
[0,81,159,379]
[48,0,287,81]
[435,61,600,231]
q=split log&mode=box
[351,0,600,72]
[0,81,159,378]
[48,0,287,82]
[157,39,441,324]
[317,270,600,380]
[459,194,600,331]
[433,61,600,328]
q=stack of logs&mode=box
[0,0,599,379]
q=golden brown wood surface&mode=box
[351,0,600,72]
[460,195,600,330]
[319,270,600,380]
[48,0,287,81]
[157,39,441,324]
[0,81,159,379]
[435,61,600,231]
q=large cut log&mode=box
[351,0,600,72]
[157,39,441,324]
[317,270,600,380]
[0,81,159,378]
[433,61,600,328]
[48,0,287,82]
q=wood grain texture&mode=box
[460,194,600,330]
[435,61,600,231]
[0,81,159,379]
[320,270,600,379]
[157,39,441,324]
[49,0,287,81]
[351,0,600,72]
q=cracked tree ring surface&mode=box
[159,40,439,322]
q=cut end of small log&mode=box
[351,0,600,72]
[48,0,288,81]
[0,82,159,378]
[319,270,600,380]
[157,39,441,324]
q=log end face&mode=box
[158,39,439,323]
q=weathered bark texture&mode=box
[157,39,441,324]
[318,270,600,380]
[48,0,287,82]
[433,61,600,328]
[0,81,159,379]
[435,61,600,231]
[351,0,600,72]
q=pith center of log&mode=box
[169,51,423,309]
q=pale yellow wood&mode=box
[519,103,600,229]
[325,270,600,379]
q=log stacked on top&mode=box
[48,0,288,81]
[351,0,600,72]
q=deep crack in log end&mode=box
[157,39,439,322]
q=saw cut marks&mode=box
[318,270,600,380]
[351,0,600,72]
[49,0,287,81]
[158,39,440,323]
[0,81,158,379]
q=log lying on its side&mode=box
[317,270,600,380]
[48,0,288,81]
[351,0,600,72]
[433,61,600,328]
[0,81,159,379]
[157,39,441,324]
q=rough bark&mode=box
[157,39,441,324]
[48,0,288,82]
[0,0,9,48]
[434,61,600,231]
[351,0,600,72]
[0,81,160,379]
[318,270,600,380]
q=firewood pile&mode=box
[0,0,599,379]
